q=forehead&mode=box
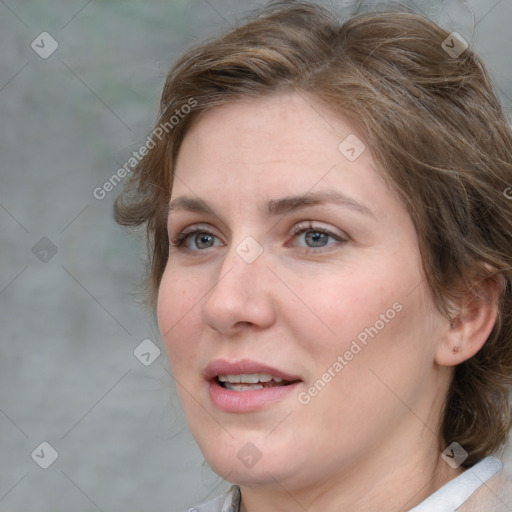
[174,92,369,185]
[179,91,353,157]
[170,91,402,225]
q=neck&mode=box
[239,428,463,512]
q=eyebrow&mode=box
[167,190,375,220]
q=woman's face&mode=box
[157,92,451,491]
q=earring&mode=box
[452,346,460,354]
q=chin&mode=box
[207,454,289,487]
[201,436,319,491]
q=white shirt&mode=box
[188,456,511,511]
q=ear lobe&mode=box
[435,271,503,367]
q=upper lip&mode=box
[204,358,302,382]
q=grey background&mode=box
[1,1,511,511]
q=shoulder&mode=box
[187,485,241,512]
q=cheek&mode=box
[289,267,406,357]
[306,279,437,417]
[157,270,202,370]
[291,251,435,394]
[295,300,432,455]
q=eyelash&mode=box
[169,221,348,254]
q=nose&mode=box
[201,240,276,335]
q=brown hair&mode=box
[114,0,512,467]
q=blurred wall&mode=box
[1,1,511,511]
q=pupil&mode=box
[196,233,213,249]
[306,231,327,247]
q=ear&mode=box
[435,267,504,367]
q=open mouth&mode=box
[215,373,299,392]
[206,361,303,411]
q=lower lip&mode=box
[208,380,302,413]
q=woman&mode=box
[114,1,512,510]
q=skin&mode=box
[157,91,498,511]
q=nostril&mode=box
[235,321,252,328]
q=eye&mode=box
[170,225,222,251]
[288,221,347,251]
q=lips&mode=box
[204,359,303,412]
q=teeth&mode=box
[217,373,284,384]
[224,383,264,392]
[237,374,258,384]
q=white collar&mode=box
[409,455,504,511]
